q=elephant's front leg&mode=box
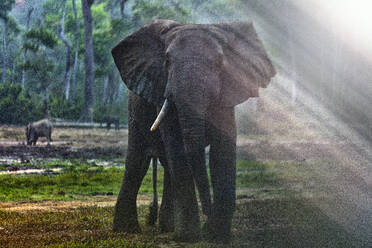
[159,103,201,241]
[113,140,151,233]
[204,106,236,243]
[158,156,175,233]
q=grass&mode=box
[0,159,272,202]
[0,198,360,247]
[0,165,164,202]
[236,160,279,188]
[0,160,364,247]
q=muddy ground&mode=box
[0,124,358,162]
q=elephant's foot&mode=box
[113,204,141,233]
[158,203,174,232]
[158,214,174,233]
[173,228,200,242]
[146,203,158,226]
[172,209,201,242]
[202,217,232,244]
[113,219,141,233]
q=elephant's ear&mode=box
[112,19,181,105]
[214,22,276,106]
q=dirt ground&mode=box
[0,127,128,160]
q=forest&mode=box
[0,0,251,125]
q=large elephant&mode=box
[112,19,275,243]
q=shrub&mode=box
[0,83,42,124]
[49,96,82,121]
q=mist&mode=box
[194,0,372,244]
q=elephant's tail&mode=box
[147,157,158,226]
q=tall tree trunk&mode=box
[110,0,119,19]
[80,0,95,122]
[2,19,7,83]
[71,0,80,102]
[120,0,128,19]
[22,7,33,87]
[60,0,72,100]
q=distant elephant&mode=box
[103,115,120,130]
[25,119,53,146]
[111,19,275,243]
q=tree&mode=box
[59,0,73,100]
[0,0,15,83]
[21,1,35,86]
[71,0,81,101]
[80,0,95,122]
[132,0,192,25]
[3,16,20,84]
[23,28,58,117]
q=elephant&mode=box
[111,19,276,243]
[25,119,53,146]
[102,115,120,130]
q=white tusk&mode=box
[150,99,169,132]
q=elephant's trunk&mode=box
[150,99,169,131]
[176,104,212,217]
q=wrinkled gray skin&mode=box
[26,119,53,146]
[111,19,275,243]
[103,115,120,130]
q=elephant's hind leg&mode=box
[113,145,151,233]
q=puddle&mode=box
[0,157,22,165]
[86,159,124,167]
[0,168,62,175]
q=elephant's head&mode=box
[112,19,276,112]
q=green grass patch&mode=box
[0,166,164,202]
[236,160,267,171]
[236,160,280,188]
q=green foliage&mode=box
[23,56,55,95]
[26,28,58,49]
[196,0,246,22]
[0,83,42,124]
[93,100,128,125]
[4,0,257,124]
[49,96,82,120]
[132,0,192,25]
[2,15,20,36]
[0,0,15,21]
